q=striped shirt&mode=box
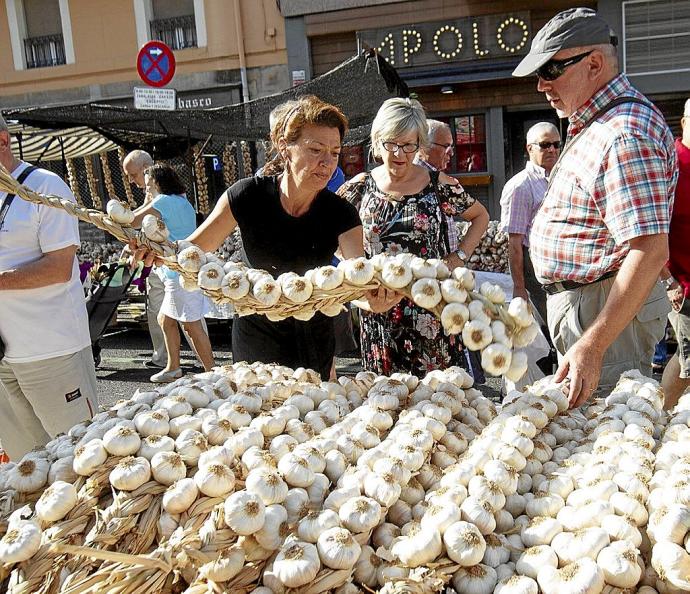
[529,74,677,284]
[499,161,549,248]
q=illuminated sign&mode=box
[358,13,531,68]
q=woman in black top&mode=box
[185,95,397,378]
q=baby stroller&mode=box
[85,262,135,367]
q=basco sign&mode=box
[358,12,531,68]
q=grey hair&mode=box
[684,98,690,117]
[0,113,8,133]
[123,149,153,169]
[526,122,560,145]
[370,98,428,158]
[427,119,450,142]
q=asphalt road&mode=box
[94,324,502,411]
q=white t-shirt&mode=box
[0,162,90,363]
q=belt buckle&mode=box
[552,281,566,293]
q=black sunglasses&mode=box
[536,50,593,81]
[531,141,561,150]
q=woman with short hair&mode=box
[338,97,489,377]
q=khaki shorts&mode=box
[0,346,98,459]
[547,278,670,392]
[669,297,690,378]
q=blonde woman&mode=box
[339,98,489,377]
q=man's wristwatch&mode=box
[664,276,678,290]
[456,248,467,263]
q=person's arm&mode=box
[187,190,238,253]
[452,201,489,267]
[508,233,529,301]
[130,202,160,228]
[0,245,77,290]
[555,233,669,407]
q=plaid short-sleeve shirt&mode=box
[529,74,677,284]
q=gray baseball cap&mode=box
[513,8,617,77]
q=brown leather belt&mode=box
[542,270,618,295]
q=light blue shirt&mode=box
[151,193,196,278]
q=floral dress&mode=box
[339,172,476,377]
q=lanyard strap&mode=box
[546,96,649,194]
[0,165,38,232]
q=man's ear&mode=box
[0,131,11,152]
[587,50,606,79]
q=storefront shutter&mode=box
[623,0,690,75]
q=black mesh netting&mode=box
[4,51,408,159]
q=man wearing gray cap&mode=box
[513,8,677,407]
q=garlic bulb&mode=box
[193,463,235,497]
[551,527,610,566]
[317,527,362,569]
[278,454,315,488]
[652,541,690,590]
[103,424,142,456]
[137,434,175,460]
[252,277,282,306]
[151,451,187,485]
[224,491,266,535]
[175,429,209,466]
[177,245,207,273]
[141,214,169,242]
[391,525,443,567]
[452,563,498,594]
[440,279,468,304]
[480,281,506,304]
[0,520,42,564]
[481,343,513,376]
[73,439,108,476]
[381,260,413,289]
[281,275,314,304]
[537,558,605,594]
[495,575,539,594]
[35,480,78,523]
[462,320,493,351]
[106,200,135,225]
[596,541,641,588]
[341,258,375,286]
[506,351,529,383]
[312,266,345,290]
[273,541,321,588]
[443,521,487,566]
[508,297,534,328]
[134,410,170,436]
[110,456,151,491]
[162,478,198,514]
[516,545,558,579]
[198,262,225,291]
[453,267,475,290]
[364,472,401,507]
[246,469,289,505]
[222,270,250,299]
[199,545,245,582]
[339,496,382,533]
[298,509,341,543]
[8,458,49,493]
[411,278,442,309]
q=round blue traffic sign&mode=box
[137,41,176,88]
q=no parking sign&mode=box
[137,41,176,87]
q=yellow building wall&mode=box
[0,0,287,97]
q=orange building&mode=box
[0,0,289,110]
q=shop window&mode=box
[7,0,74,70]
[623,0,690,75]
[134,0,207,49]
[451,114,487,174]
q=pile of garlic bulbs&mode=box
[457,220,509,274]
[77,240,124,264]
[0,363,688,593]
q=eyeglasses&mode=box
[530,141,561,150]
[382,141,419,154]
[431,142,455,154]
[536,50,593,81]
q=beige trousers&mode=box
[0,346,98,459]
[146,273,168,366]
[547,277,670,392]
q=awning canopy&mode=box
[7,124,117,161]
[4,51,408,159]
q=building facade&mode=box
[0,0,290,110]
[281,0,598,216]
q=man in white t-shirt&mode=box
[0,114,98,458]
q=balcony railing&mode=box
[24,33,66,69]
[150,15,197,50]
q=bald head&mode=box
[122,150,153,189]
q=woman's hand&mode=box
[364,287,402,313]
[128,239,161,269]
[443,252,465,271]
